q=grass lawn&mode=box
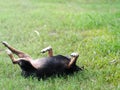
[0,0,120,90]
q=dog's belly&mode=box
[21,55,81,78]
[32,55,70,76]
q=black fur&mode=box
[18,55,82,79]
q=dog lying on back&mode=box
[2,41,83,79]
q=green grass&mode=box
[0,0,120,90]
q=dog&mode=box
[2,41,83,79]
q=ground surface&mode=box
[0,0,120,90]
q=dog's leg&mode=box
[6,49,22,64]
[67,52,79,68]
[2,41,32,60]
[41,46,53,57]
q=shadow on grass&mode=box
[26,67,91,82]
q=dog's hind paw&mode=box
[6,49,12,55]
[2,41,8,47]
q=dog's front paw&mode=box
[71,52,79,57]
[41,46,52,53]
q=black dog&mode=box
[2,41,83,79]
